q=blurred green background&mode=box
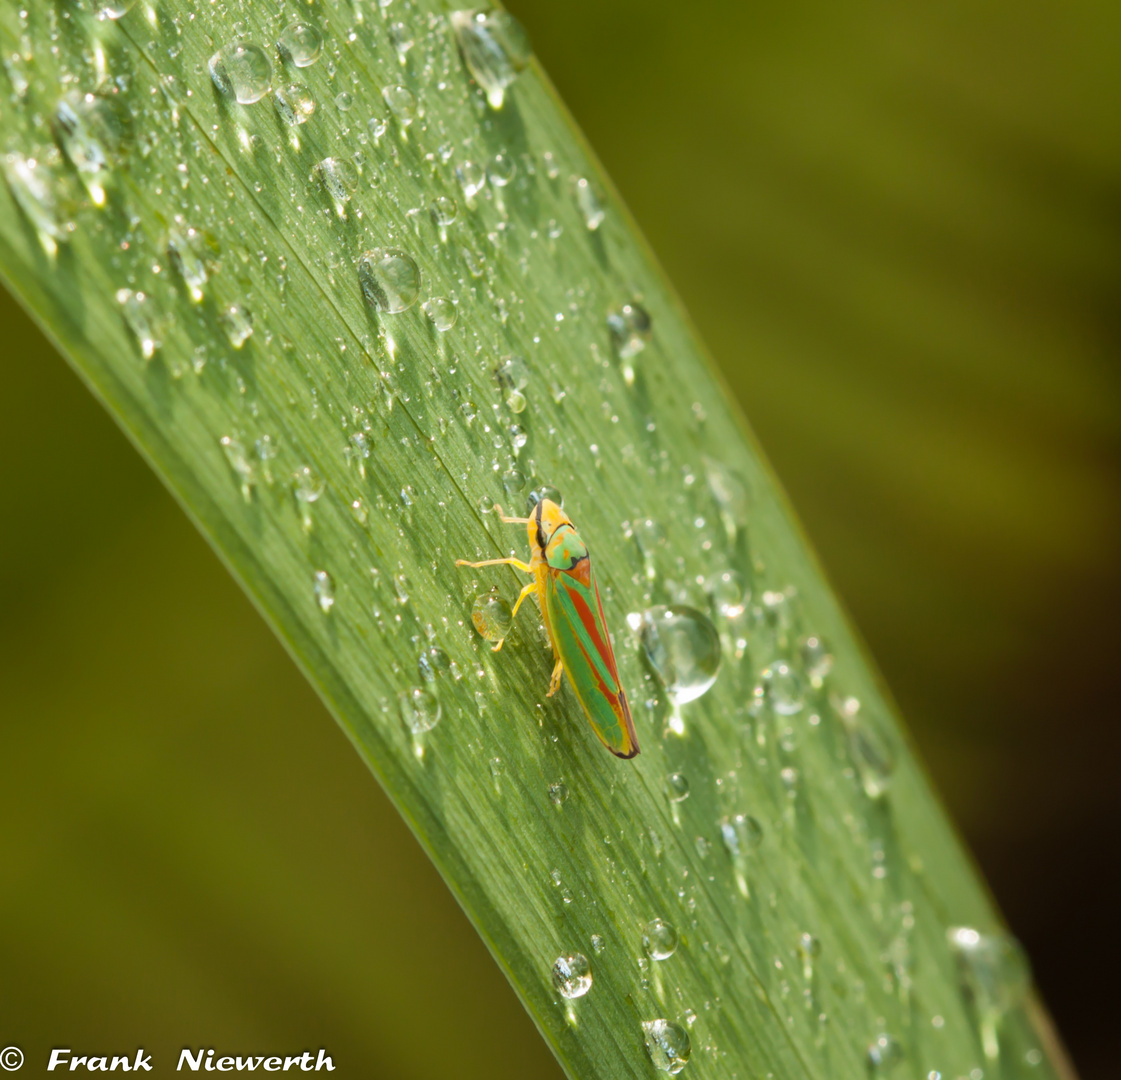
[2,0,1118,1076]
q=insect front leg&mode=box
[455,556,533,573]
[492,503,531,525]
[491,580,537,653]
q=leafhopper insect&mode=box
[456,499,640,759]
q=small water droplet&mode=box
[472,593,512,642]
[704,457,750,542]
[754,660,805,715]
[607,301,651,360]
[116,289,159,360]
[947,927,1029,1061]
[575,178,605,230]
[591,933,606,954]
[639,606,721,704]
[834,695,894,799]
[334,91,354,112]
[3,152,68,257]
[277,21,323,67]
[389,22,414,64]
[552,953,592,999]
[400,685,441,734]
[97,1,136,18]
[431,195,458,227]
[488,152,517,187]
[456,160,486,199]
[800,634,833,685]
[664,773,690,803]
[798,933,821,981]
[368,116,388,140]
[220,302,254,348]
[313,570,335,613]
[866,1034,903,1071]
[317,156,358,213]
[527,486,562,511]
[358,248,420,313]
[273,82,315,126]
[167,227,208,302]
[502,467,526,494]
[642,918,679,961]
[548,779,569,806]
[418,645,452,682]
[422,296,457,331]
[643,1019,691,1074]
[292,464,324,531]
[382,84,417,125]
[705,569,748,620]
[209,43,273,104]
[219,436,255,501]
[450,9,532,109]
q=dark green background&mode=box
[2,0,1117,1076]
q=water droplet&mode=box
[664,772,690,803]
[166,227,208,303]
[382,84,417,126]
[389,22,414,64]
[639,606,721,705]
[799,635,833,686]
[643,1019,691,1074]
[313,570,335,613]
[575,178,604,230]
[450,9,532,110]
[547,779,569,806]
[798,933,821,980]
[607,301,651,360]
[316,156,358,213]
[422,296,457,331]
[642,918,679,961]
[834,696,894,799]
[208,43,273,104]
[219,436,255,501]
[54,92,116,206]
[703,457,750,542]
[418,645,452,682]
[277,21,323,67]
[368,116,388,140]
[431,195,458,227]
[527,486,562,511]
[456,160,486,199]
[220,302,254,348]
[97,1,136,18]
[705,569,748,620]
[292,464,324,531]
[116,289,159,360]
[947,927,1029,1061]
[358,248,421,313]
[334,91,354,112]
[472,593,512,642]
[502,468,526,494]
[271,82,315,127]
[4,153,68,256]
[719,813,762,897]
[488,152,517,187]
[552,953,592,999]
[754,660,805,715]
[400,685,441,734]
[866,1034,903,1071]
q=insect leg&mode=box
[455,556,533,573]
[493,503,531,524]
[547,659,564,697]
[491,580,537,653]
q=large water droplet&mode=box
[313,570,335,613]
[418,645,453,682]
[382,84,417,126]
[643,1019,691,1074]
[116,289,159,360]
[358,249,420,313]
[450,9,532,110]
[400,685,441,734]
[527,486,562,511]
[472,593,512,642]
[422,296,457,331]
[274,83,316,126]
[209,43,274,104]
[947,927,1029,1061]
[552,953,592,999]
[754,660,805,715]
[639,606,721,705]
[642,919,679,961]
[277,22,323,68]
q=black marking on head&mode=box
[534,499,547,552]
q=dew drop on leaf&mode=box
[208,43,274,105]
[552,953,592,999]
[449,9,532,110]
[643,1019,690,1074]
[641,918,679,961]
[358,249,421,313]
[639,606,721,704]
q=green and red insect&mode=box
[456,499,640,759]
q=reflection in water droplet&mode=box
[3,152,68,257]
[643,1019,691,1074]
[313,570,335,613]
[358,248,421,313]
[552,953,592,999]
[450,9,532,110]
[278,21,323,67]
[527,486,562,511]
[382,84,417,125]
[418,646,452,682]
[607,301,651,362]
[800,634,833,686]
[502,468,526,494]
[220,303,254,348]
[591,933,606,954]
[456,160,486,199]
[866,1034,903,1071]
[754,660,805,715]
[209,43,274,104]
[547,779,569,806]
[947,927,1029,1061]
[575,178,604,230]
[274,83,315,126]
[432,195,458,227]
[642,918,679,961]
[422,296,457,331]
[664,773,690,803]
[116,289,159,360]
[400,685,441,734]
[639,606,721,704]
[472,593,512,642]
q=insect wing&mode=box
[544,561,639,758]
